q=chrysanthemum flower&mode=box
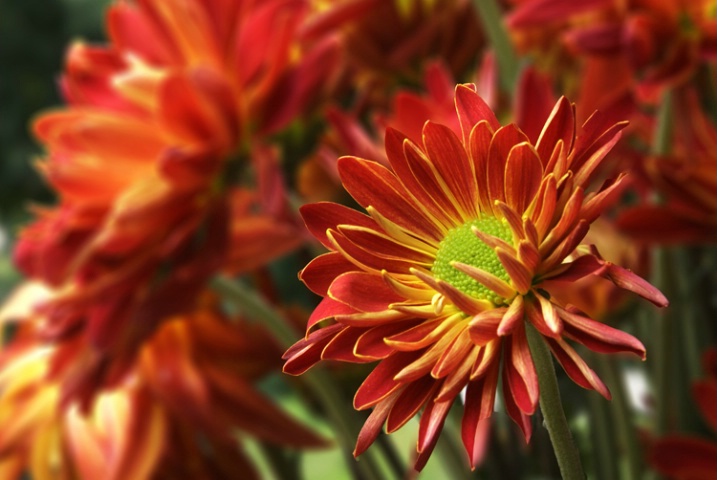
[617,88,717,245]
[0,289,325,480]
[284,85,667,469]
[508,0,717,104]
[302,0,483,106]
[13,0,331,401]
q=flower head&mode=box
[0,288,325,480]
[284,85,667,469]
[13,0,324,402]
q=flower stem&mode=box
[212,276,389,480]
[597,356,642,480]
[525,324,585,480]
[471,0,520,93]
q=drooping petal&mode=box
[546,337,611,399]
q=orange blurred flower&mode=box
[617,88,717,244]
[0,288,325,480]
[303,0,484,108]
[284,86,667,469]
[508,0,717,115]
[14,0,331,402]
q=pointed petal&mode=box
[469,121,497,213]
[559,306,646,358]
[546,337,611,399]
[535,96,575,163]
[496,247,533,294]
[452,262,516,299]
[536,293,563,335]
[338,156,443,241]
[386,377,438,433]
[505,326,539,414]
[354,351,421,410]
[505,142,543,213]
[455,83,500,139]
[354,395,398,457]
[328,271,403,313]
[300,252,356,296]
[498,295,525,336]
[415,399,452,470]
[300,201,375,249]
[423,121,478,218]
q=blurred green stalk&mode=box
[472,0,520,93]
[213,276,391,480]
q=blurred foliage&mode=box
[0,0,111,223]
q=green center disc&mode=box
[432,217,513,305]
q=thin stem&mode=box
[472,0,520,94]
[597,356,642,480]
[212,276,388,480]
[587,388,618,480]
[525,324,585,480]
[651,248,672,436]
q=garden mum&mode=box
[284,84,667,470]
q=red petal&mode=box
[322,326,371,362]
[603,263,669,308]
[535,97,575,164]
[386,377,438,433]
[469,121,497,213]
[306,297,356,332]
[385,128,453,229]
[505,325,539,414]
[649,436,717,480]
[455,84,500,140]
[415,399,453,470]
[546,337,611,399]
[300,252,357,296]
[354,351,421,410]
[300,201,375,250]
[559,306,646,358]
[283,324,342,375]
[468,310,503,346]
[422,121,478,218]
[338,156,443,241]
[354,394,398,458]
[498,295,525,336]
[504,142,544,213]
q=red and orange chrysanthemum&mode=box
[283,85,667,469]
[13,0,336,403]
[0,287,324,480]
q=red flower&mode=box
[0,288,325,480]
[283,85,667,469]
[13,0,331,402]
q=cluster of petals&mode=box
[13,0,331,402]
[508,0,717,101]
[302,0,483,104]
[284,84,667,469]
[0,288,325,480]
[617,88,717,245]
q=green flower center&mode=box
[432,217,513,305]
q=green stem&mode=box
[597,356,642,480]
[525,324,585,480]
[651,248,672,436]
[652,89,673,156]
[587,387,617,480]
[212,276,388,480]
[471,0,520,94]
